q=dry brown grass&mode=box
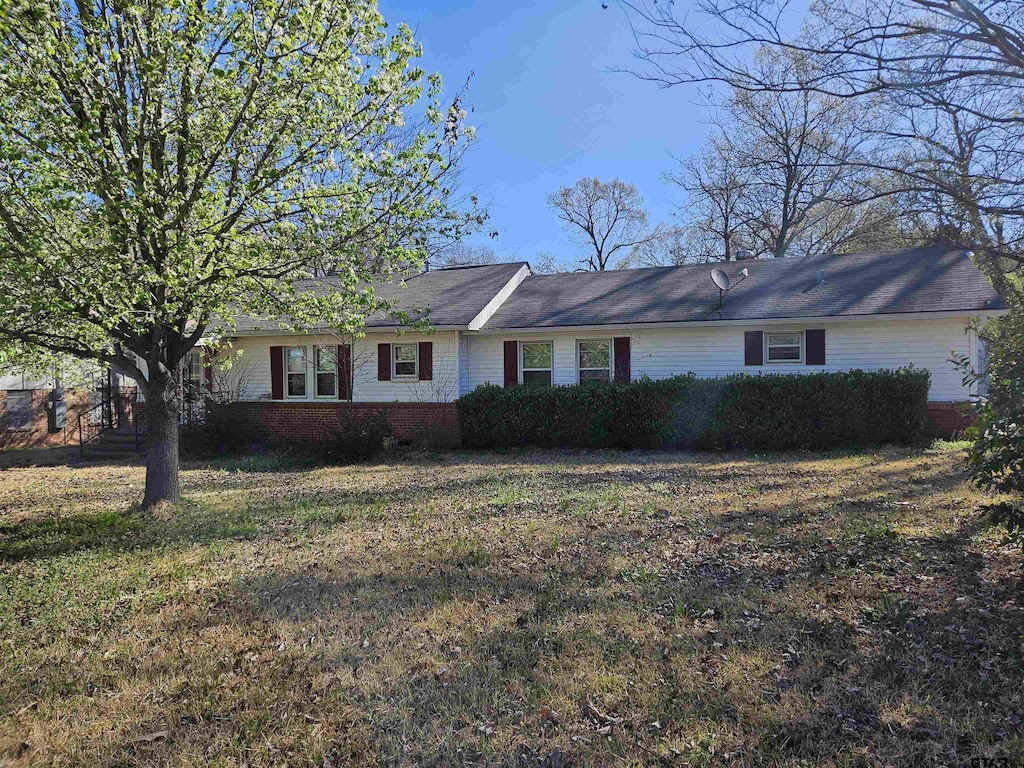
[0,446,1022,767]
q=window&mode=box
[765,332,803,363]
[393,343,417,378]
[6,390,32,430]
[521,341,553,386]
[577,340,612,383]
[285,346,306,397]
[315,346,337,397]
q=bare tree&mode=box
[429,242,509,269]
[662,50,883,260]
[547,177,664,270]
[617,0,1024,293]
[724,49,877,257]
[531,251,572,274]
[620,226,696,266]
[665,137,754,261]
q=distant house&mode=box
[0,366,136,451]
[213,246,1006,442]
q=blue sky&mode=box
[378,0,714,267]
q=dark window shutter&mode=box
[270,346,284,399]
[503,340,518,387]
[377,343,391,381]
[613,337,631,383]
[744,331,764,366]
[418,341,433,381]
[337,344,352,400]
[806,329,826,365]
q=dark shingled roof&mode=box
[483,247,1004,329]
[230,262,526,332]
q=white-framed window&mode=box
[285,346,307,397]
[521,341,553,386]
[315,346,337,398]
[577,339,612,383]
[6,390,32,430]
[765,331,804,363]
[393,343,418,379]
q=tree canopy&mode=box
[0,0,478,505]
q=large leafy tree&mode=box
[0,0,477,508]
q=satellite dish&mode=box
[710,268,731,291]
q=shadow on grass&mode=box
[0,446,143,470]
[189,514,1022,765]
[0,502,264,563]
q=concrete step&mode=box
[89,440,142,450]
[82,450,146,460]
[82,427,146,457]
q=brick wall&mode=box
[226,401,460,444]
[0,389,92,451]
[926,402,976,438]
[225,400,975,447]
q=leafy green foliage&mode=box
[700,368,931,450]
[0,0,478,503]
[953,304,1024,543]
[456,369,931,451]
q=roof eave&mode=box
[222,324,468,338]
[473,307,1008,334]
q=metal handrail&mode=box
[78,391,141,453]
[78,399,114,452]
[78,388,225,454]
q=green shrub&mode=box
[180,401,261,457]
[952,304,1024,545]
[455,368,930,451]
[321,410,393,464]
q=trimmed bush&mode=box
[321,410,393,464]
[455,368,931,451]
[180,401,261,457]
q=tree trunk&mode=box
[142,371,181,509]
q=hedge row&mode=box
[455,368,931,451]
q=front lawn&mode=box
[1,447,1022,766]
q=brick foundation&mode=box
[926,402,976,438]
[226,400,974,447]
[0,389,92,451]
[226,400,460,444]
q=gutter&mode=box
[469,308,1009,335]
[220,325,469,338]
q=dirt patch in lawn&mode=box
[1,446,1022,766]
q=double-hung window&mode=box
[315,346,337,397]
[765,332,803,363]
[521,341,553,386]
[285,346,307,397]
[577,340,612,383]
[393,343,418,379]
[6,391,32,430]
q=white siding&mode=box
[226,330,461,403]
[458,333,471,396]
[466,317,980,402]
[0,373,53,390]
